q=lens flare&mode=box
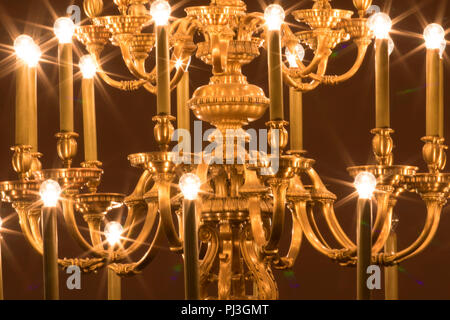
[54,17,75,44]
[104,221,124,246]
[368,13,392,39]
[79,55,97,79]
[150,0,171,26]
[14,35,41,67]
[39,180,62,207]
[354,172,377,199]
[423,23,445,50]
[264,4,285,31]
[179,173,202,200]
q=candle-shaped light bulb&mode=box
[40,180,62,208]
[80,54,98,162]
[14,35,39,149]
[368,12,392,39]
[264,4,285,31]
[14,35,41,67]
[150,0,171,26]
[154,1,172,115]
[424,24,444,137]
[424,23,445,50]
[54,17,75,44]
[79,55,97,79]
[354,172,377,199]
[104,222,124,246]
[179,173,202,200]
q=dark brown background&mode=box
[0,0,449,300]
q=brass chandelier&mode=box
[0,0,448,301]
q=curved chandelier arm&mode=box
[27,211,43,246]
[136,18,198,91]
[371,193,395,254]
[241,226,278,300]
[238,12,265,41]
[320,201,356,250]
[282,25,307,70]
[119,202,159,257]
[297,199,349,259]
[14,204,43,254]
[283,57,329,93]
[211,33,231,74]
[312,39,371,85]
[290,34,331,78]
[264,180,289,255]
[61,199,105,256]
[90,51,148,91]
[381,196,444,265]
[118,40,154,81]
[272,201,304,270]
[157,178,183,252]
[125,38,194,86]
[199,224,219,300]
[109,215,164,276]
[14,202,109,273]
[123,170,153,241]
[248,196,268,248]
[85,218,104,250]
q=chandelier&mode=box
[0,0,448,301]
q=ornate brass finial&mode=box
[84,0,104,18]
[152,115,175,151]
[422,136,447,174]
[56,132,79,168]
[371,128,394,166]
[11,145,33,180]
[267,121,289,151]
[353,0,373,17]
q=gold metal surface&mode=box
[1,0,447,301]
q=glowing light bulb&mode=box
[286,48,297,68]
[39,180,62,207]
[14,35,41,67]
[367,12,392,39]
[424,23,445,50]
[0,217,3,229]
[179,173,202,200]
[104,221,124,246]
[286,43,305,68]
[14,35,34,57]
[264,4,285,31]
[150,0,171,26]
[354,172,377,199]
[374,36,395,55]
[79,55,97,79]
[54,17,75,44]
